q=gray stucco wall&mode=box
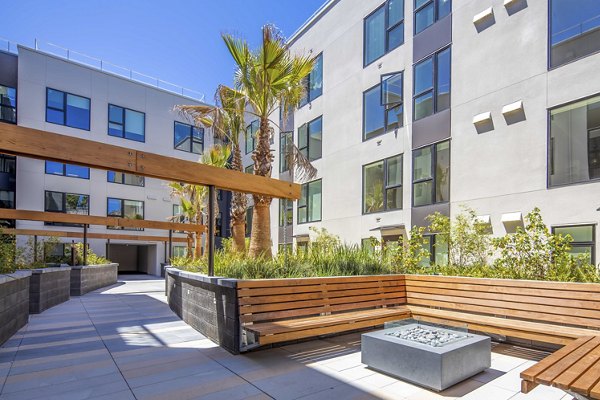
[70,263,118,296]
[0,271,31,346]
[166,268,240,354]
[29,266,71,314]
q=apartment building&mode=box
[271,0,600,265]
[0,45,231,275]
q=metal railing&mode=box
[0,37,205,102]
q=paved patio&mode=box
[0,276,575,400]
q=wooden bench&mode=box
[237,275,409,347]
[521,336,600,399]
[405,275,600,345]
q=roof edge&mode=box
[287,0,340,46]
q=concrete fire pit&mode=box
[362,323,490,391]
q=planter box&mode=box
[29,266,71,314]
[166,267,240,354]
[70,263,118,296]
[0,271,31,346]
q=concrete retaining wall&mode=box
[0,271,31,346]
[70,263,118,296]
[166,268,240,354]
[29,266,71,314]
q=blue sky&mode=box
[2,0,326,102]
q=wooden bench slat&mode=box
[520,337,593,382]
[238,280,403,297]
[239,285,402,305]
[237,275,404,288]
[570,357,600,396]
[589,377,600,399]
[536,337,600,385]
[554,341,600,390]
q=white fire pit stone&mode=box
[361,323,491,391]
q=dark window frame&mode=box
[297,179,323,225]
[414,0,451,35]
[45,161,90,180]
[552,224,596,265]
[106,197,145,231]
[299,52,324,107]
[0,84,17,124]
[44,190,90,227]
[107,104,146,143]
[279,131,293,173]
[363,71,404,141]
[245,120,259,154]
[173,121,204,154]
[298,115,323,162]
[279,198,294,227]
[363,0,406,67]
[107,171,145,187]
[362,154,404,215]
[412,46,451,121]
[45,88,91,131]
[412,140,450,207]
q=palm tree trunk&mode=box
[186,233,194,259]
[248,117,274,258]
[194,233,202,259]
[230,143,247,253]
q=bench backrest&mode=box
[405,275,600,330]
[237,275,405,325]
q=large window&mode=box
[553,225,595,265]
[300,53,323,106]
[421,234,449,266]
[413,47,450,121]
[298,116,322,161]
[550,0,600,69]
[107,171,145,187]
[363,72,404,140]
[279,131,293,173]
[364,0,405,66]
[363,154,403,214]
[46,88,90,130]
[412,141,450,207]
[245,120,259,154]
[414,0,451,34]
[0,155,15,174]
[279,199,293,227]
[174,121,203,154]
[549,95,600,187]
[0,85,16,124]
[107,198,144,230]
[45,191,89,226]
[45,161,90,179]
[298,179,322,224]
[108,105,145,142]
[0,191,15,209]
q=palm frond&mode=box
[285,142,318,182]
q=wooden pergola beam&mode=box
[0,209,205,232]
[2,228,188,243]
[0,124,300,199]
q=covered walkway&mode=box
[0,276,575,400]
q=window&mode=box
[413,47,450,121]
[300,53,323,106]
[550,0,600,68]
[364,0,405,66]
[172,246,187,258]
[107,171,145,186]
[245,120,259,154]
[108,105,145,142]
[412,140,450,206]
[298,116,322,161]
[549,95,600,187]
[246,206,253,237]
[46,88,90,130]
[107,198,144,230]
[0,85,16,124]
[245,165,253,174]
[44,191,89,226]
[45,161,90,179]
[174,121,203,154]
[363,72,404,140]
[298,179,322,224]
[0,191,15,209]
[363,154,403,214]
[0,155,16,174]
[414,0,451,34]
[279,131,293,173]
[279,199,293,227]
[553,225,595,265]
[421,234,449,266]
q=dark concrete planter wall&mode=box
[29,266,71,314]
[166,268,240,354]
[70,263,118,296]
[0,271,31,346]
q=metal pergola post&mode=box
[208,185,215,276]
[33,235,38,262]
[106,238,111,260]
[168,230,172,262]
[83,224,88,266]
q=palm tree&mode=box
[223,24,315,258]
[177,86,247,253]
